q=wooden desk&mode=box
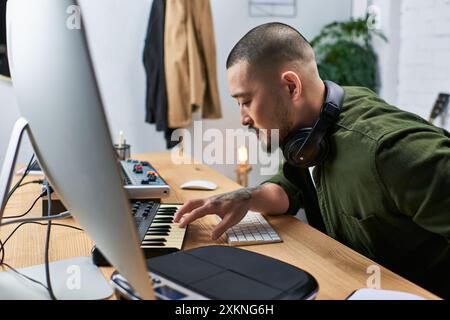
[0,152,440,300]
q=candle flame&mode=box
[238,145,248,163]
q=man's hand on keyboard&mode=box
[174,187,260,240]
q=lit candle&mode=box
[119,130,124,148]
[238,145,248,164]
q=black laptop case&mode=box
[147,245,319,300]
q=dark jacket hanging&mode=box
[143,0,177,149]
[0,0,10,77]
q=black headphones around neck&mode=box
[281,80,344,168]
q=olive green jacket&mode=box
[265,87,450,298]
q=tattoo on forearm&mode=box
[211,186,262,205]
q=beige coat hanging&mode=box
[164,0,222,128]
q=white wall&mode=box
[79,0,167,154]
[352,0,401,106]
[0,0,352,185]
[371,0,401,106]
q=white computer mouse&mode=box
[180,180,218,191]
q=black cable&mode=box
[0,221,83,265]
[8,155,35,197]
[44,180,57,300]
[0,219,83,299]
[0,211,71,227]
[0,239,4,267]
[44,222,55,300]
[2,222,81,253]
[17,180,44,188]
[0,189,46,262]
[0,221,83,294]
[50,223,82,231]
[2,190,46,219]
[1,263,51,292]
[6,155,35,202]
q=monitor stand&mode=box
[0,118,30,216]
[0,119,113,300]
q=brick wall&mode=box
[397,0,450,123]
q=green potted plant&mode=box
[311,14,387,92]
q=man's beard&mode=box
[248,98,291,154]
[249,126,281,154]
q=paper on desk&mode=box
[347,288,426,300]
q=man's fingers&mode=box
[174,199,204,222]
[179,205,214,228]
[212,214,237,241]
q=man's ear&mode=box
[281,71,302,101]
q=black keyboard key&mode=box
[148,229,171,233]
[157,212,176,216]
[143,238,167,242]
[156,212,175,216]
[146,232,169,236]
[141,242,166,249]
[153,219,174,223]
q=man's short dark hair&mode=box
[226,22,314,71]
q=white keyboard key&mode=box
[245,235,255,241]
[237,235,245,240]
[218,211,282,246]
[229,235,238,241]
[254,234,263,241]
[262,234,272,241]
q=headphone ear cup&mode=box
[309,137,330,167]
[283,129,330,168]
[282,128,312,167]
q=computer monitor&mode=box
[2,0,154,299]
